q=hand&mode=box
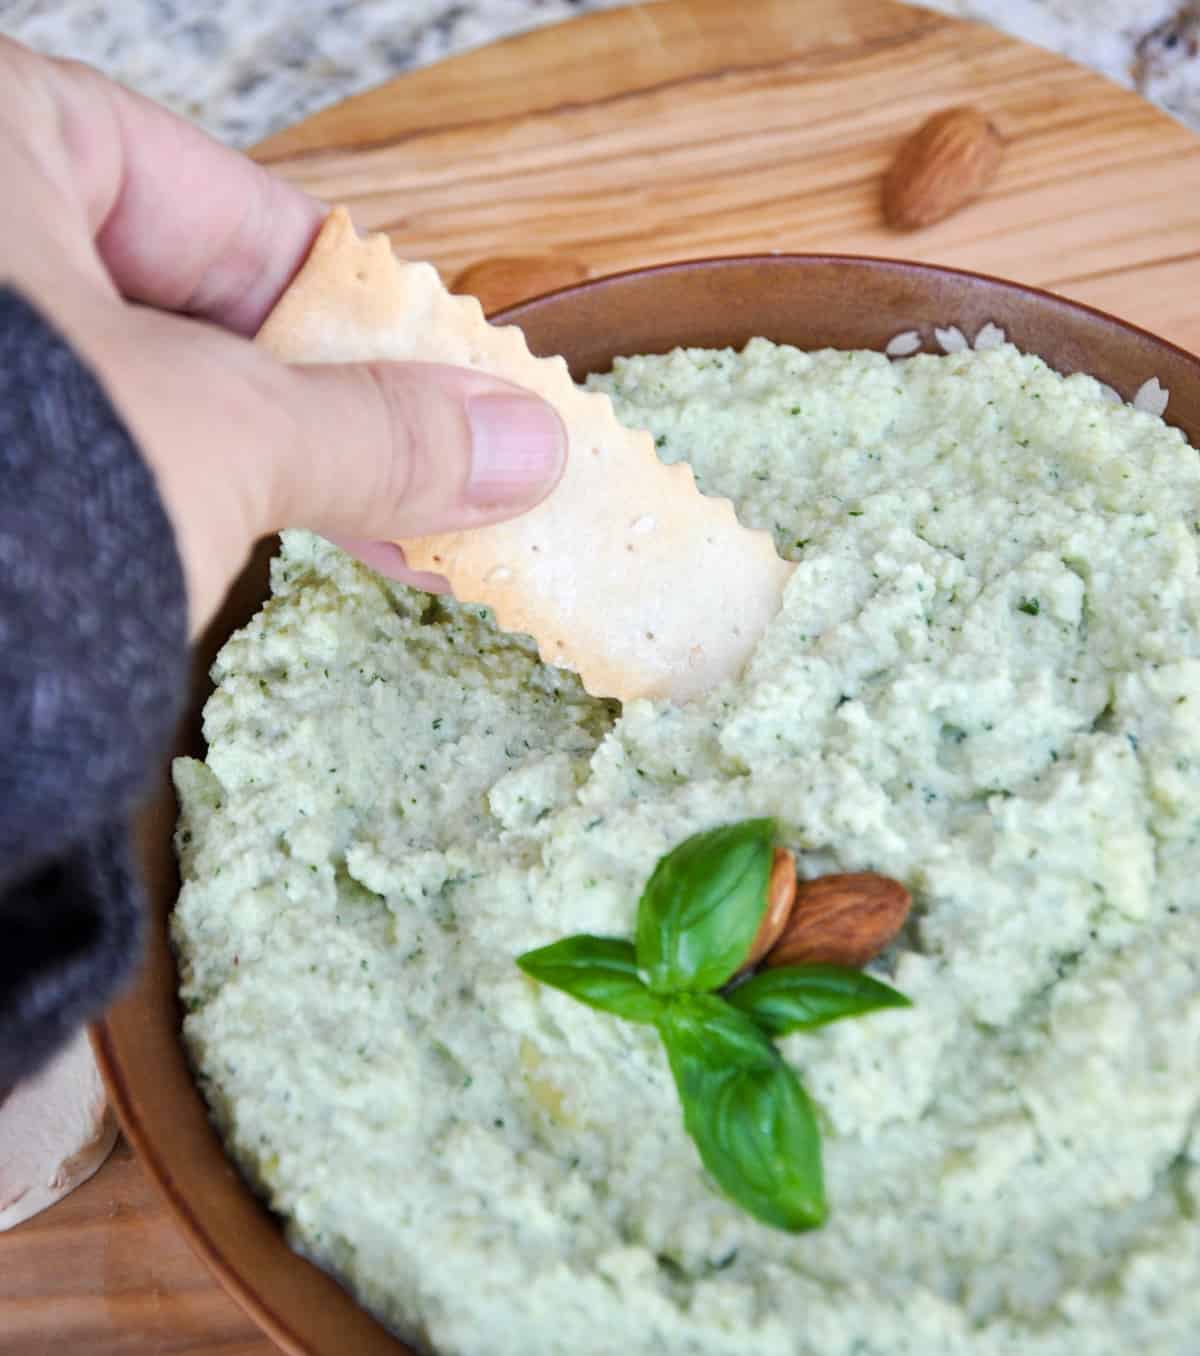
[0,38,566,632]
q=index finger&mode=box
[41,45,325,335]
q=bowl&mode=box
[93,255,1200,1356]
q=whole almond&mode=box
[765,872,911,969]
[741,847,797,972]
[882,106,1003,230]
[450,255,589,315]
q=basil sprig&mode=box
[515,818,910,1233]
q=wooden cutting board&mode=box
[3,2,1197,1352]
[251,0,1200,352]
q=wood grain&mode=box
[253,0,1200,352]
[5,0,1197,1351]
[0,1139,270,1354]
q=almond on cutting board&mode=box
[450,255,589,314]
[881,106,1003,230]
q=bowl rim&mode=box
[489,249,1200,371]
[91,1023,313,1355]
[93,250,1200,1356]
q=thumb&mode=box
[271,359,567,543]
[84,301,567,628]
[87,302,566,623]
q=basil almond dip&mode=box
[173,340,1200,1355]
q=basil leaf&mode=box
[657,992,779,1070]
[726,965,911,1038]
[517,935,664,1023]
[636,819,776,995]
[658,996,826,1232]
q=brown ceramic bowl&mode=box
[94,256,1200,1356]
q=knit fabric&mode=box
[0,286,188,1087]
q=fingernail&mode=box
[466,394,565,506]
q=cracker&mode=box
[257,208,795,702]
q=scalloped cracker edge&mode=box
[256,209,795,702]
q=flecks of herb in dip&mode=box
[173,341,1200,1356]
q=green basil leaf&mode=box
[516,935,664,1023]
[636,818,776,995]
[658,996,826,1232]
[726,965,911,1037]
[657,992,779,1072]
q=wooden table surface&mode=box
[3,0,1199,1351]
[2,1140,266,1355]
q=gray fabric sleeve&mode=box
[0,284,189,1087]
